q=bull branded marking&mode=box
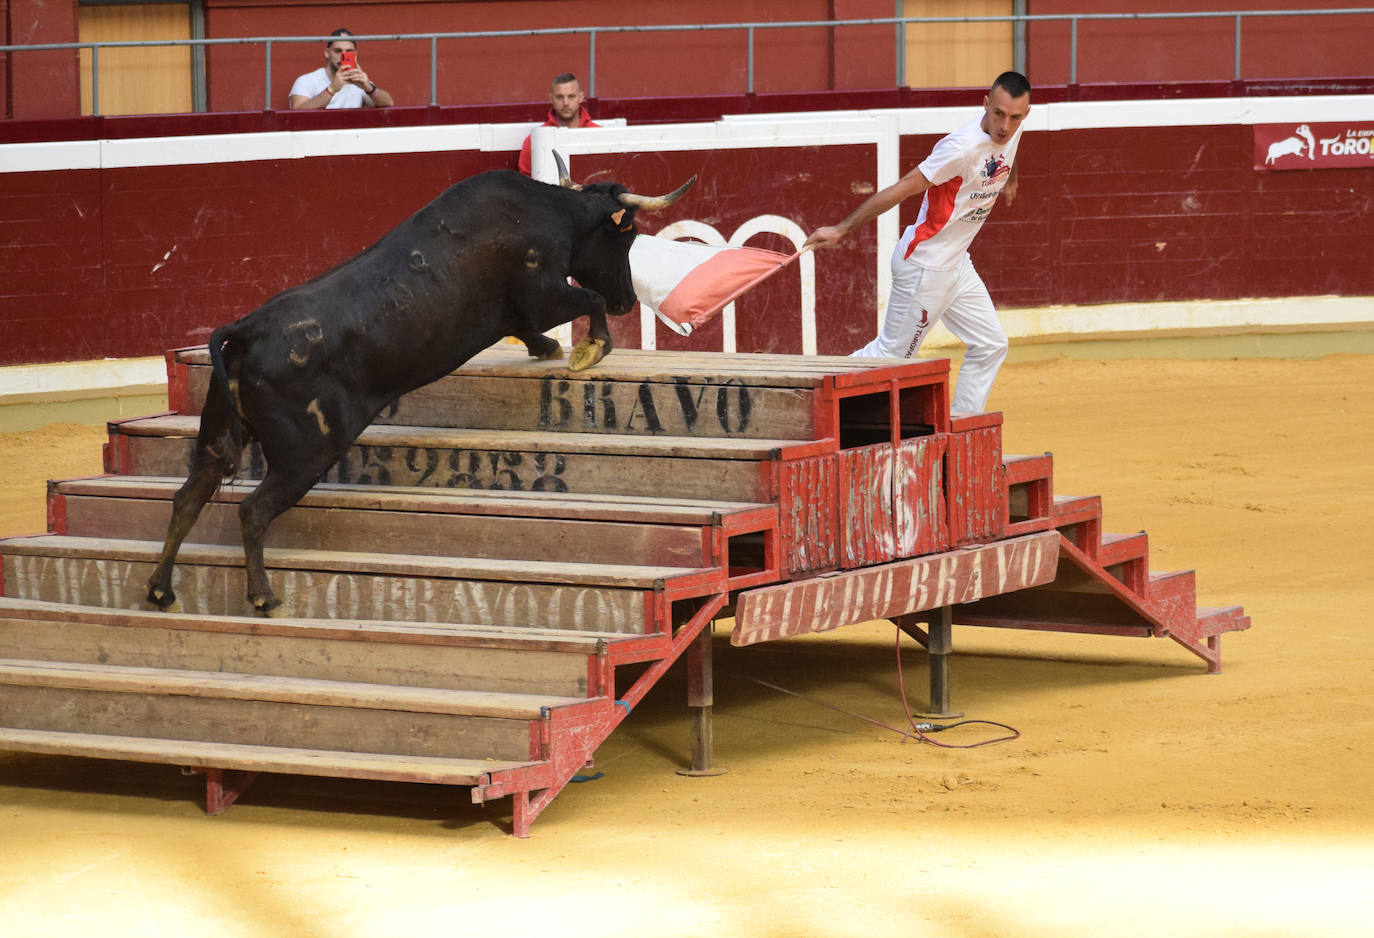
[538,376,753,434]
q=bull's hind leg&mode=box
[145,398,242,611]
[236,453,335,617]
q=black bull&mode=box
[145,167,695,616]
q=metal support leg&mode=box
[920,606,963,719]
[190,766,259,815]
[678,623,727,777]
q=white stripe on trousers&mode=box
[851,247,1008,414]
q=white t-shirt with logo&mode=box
[900,113,1024,270]
[289,67,366,109]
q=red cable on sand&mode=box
[746,627,1020,749]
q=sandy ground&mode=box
[1,354,1371,938]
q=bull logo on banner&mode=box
[1265,124,1316,165]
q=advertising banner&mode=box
[1255,122,1374,170]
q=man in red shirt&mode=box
[518,73,600,176]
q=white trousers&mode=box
[852,249,1009,414]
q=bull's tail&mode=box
[206,322,249,478]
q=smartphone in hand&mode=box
[340,50,357,70]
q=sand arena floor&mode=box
[1,353,1371,938]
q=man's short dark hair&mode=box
[991,71,1031,99]
[552,73,579,88]
[327,28,355,47]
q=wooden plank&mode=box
[0,596,660,652]
[775,453,839,577]
[0,658,587,717]
[0,728,536,785]
[1194,606,1250,638]
[0,659,585,719]
[2,547,655,632]
[1003,452,1053,485]
[2,536,705,587]
[109,430,779,503]
[895,435,949,558]
[176,345,917,386]
[60,494,711,568]
[56,476,776,526]
[182,365,821,440]
[0,617,592,697]
[731,531,1061,646]
[0,683,536,761]
[839,443,896,568]
[113,414,818,460]
[947,424,1007,545]
[1098,531,1148,566]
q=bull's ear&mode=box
[610,208,626,226]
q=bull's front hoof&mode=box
[145,585,180,613]
[249,595,287,618]
[568,338,607,372]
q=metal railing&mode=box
[2,7,1370,116]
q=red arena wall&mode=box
[1026,0,1374,85]
[3,91,1371,368]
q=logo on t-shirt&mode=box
[981,155,1012,187]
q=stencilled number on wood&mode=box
[446,449,526,489]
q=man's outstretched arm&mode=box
[804,166,934,250]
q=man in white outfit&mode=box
[804,71,1031,414]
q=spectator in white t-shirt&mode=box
[805,72,1031,414]
[289,28,394,110]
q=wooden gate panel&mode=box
[895,435,949,558]
[946,416,1006,545]
[775,454,838,578]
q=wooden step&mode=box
[0,597,666,696]
[0,535,721,630]
[1002,452,1053,486]
[1004,452,1053,533]
[55,476,776,527]
[1194,605,1251,638]
[0,657,605,761]
[1098,532,1149,593]
[52,476,781,571]
[0,727,537,786]
[1145,569,1199,632]
[1098,531,1148,567]
[106,415,829,503]
[169,345,951,443]
[175,349,824,440]
[1051,494,1103,553]
[0,657,589,718]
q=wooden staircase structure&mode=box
[0,347,1249,835]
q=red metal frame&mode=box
[474,592,728,837]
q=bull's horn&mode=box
[552,152,581,190]
[617,175,698,211]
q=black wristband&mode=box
[367,83,377,95]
